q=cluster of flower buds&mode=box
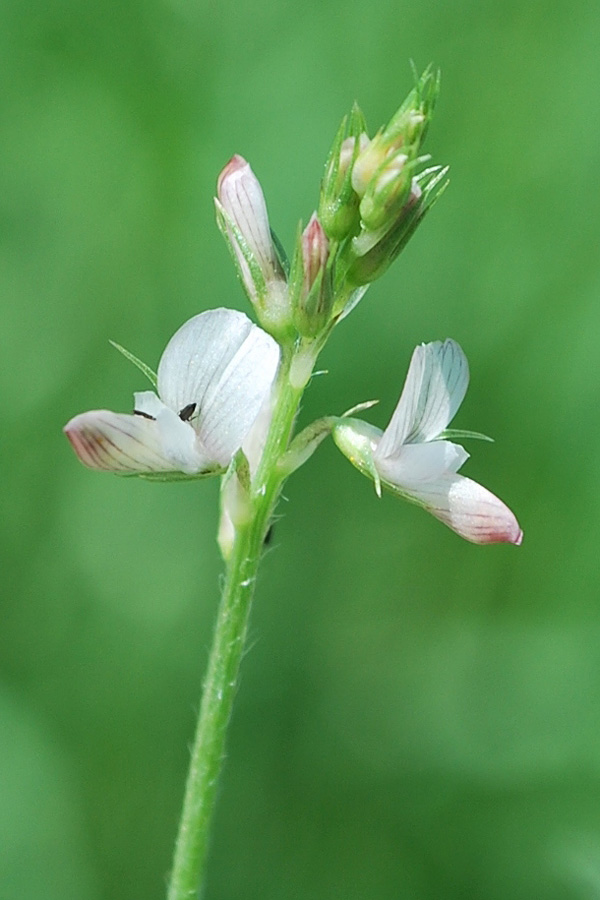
[215,68,447,342]
[319,66,448,287]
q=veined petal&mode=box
[385,471,523,545]
[64,409,213,475]
[375,439,469,485]
[217,155,281,281]
[377,340,469,455]
[157,308,280,466]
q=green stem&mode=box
[167,347,305,900]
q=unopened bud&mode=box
[292,214,335,337]
[216,155,290,333]
[347,166,448,285]
[302,214,329,294]
[351,133,388,198]
[350,66,440,238]
[358,151,415,231]
[318,104,369,241]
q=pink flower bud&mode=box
[301,214,329,295]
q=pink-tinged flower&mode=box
[333,340,522,545]
[64,308,280,478]
[215,155,286,310]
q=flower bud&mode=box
[341,67,442,281]
[318,104,369,241]
[216,155,290,334]
[301,213,329,295]
[358,151,414,232]
[347,166,448,285]
[359,67,437,185]
[291,214,335,337]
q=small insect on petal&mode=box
[178,403,197,422]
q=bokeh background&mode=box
[2,0,599,897]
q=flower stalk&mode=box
[167,347,305,900]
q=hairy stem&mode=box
[167,347,305,900]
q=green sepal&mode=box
[333,284,370,321]
[318,103,367,241]
[270,227,290,277]
[109,341,158,389]
[220,448,251,496]
[439,429,494,443]
[292,253,336,339]
[230,448,251,493]
[331,417,382,497]
[358,153,428,233]
[219,449,253,530]
[136,468,223,482]
[214,199,268,302]
[383,64,440,149]
[347,164,449,285]
[341,399,379,417]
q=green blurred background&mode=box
[2,0,599,897]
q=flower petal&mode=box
[217,155,281,282]
[64,409,212,475]
[376,339,469,456]
[375,439,469,485]
[133,390,164,418]
[157,308,280,466]
[385,471,523,545]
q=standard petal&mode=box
[386,471,523,545]
[376,339,469,455]
[157,309,280,466]
[375,439,469,485]
[64,409,212,475]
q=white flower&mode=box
[64,308,280,478]
[333,339,522,545]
